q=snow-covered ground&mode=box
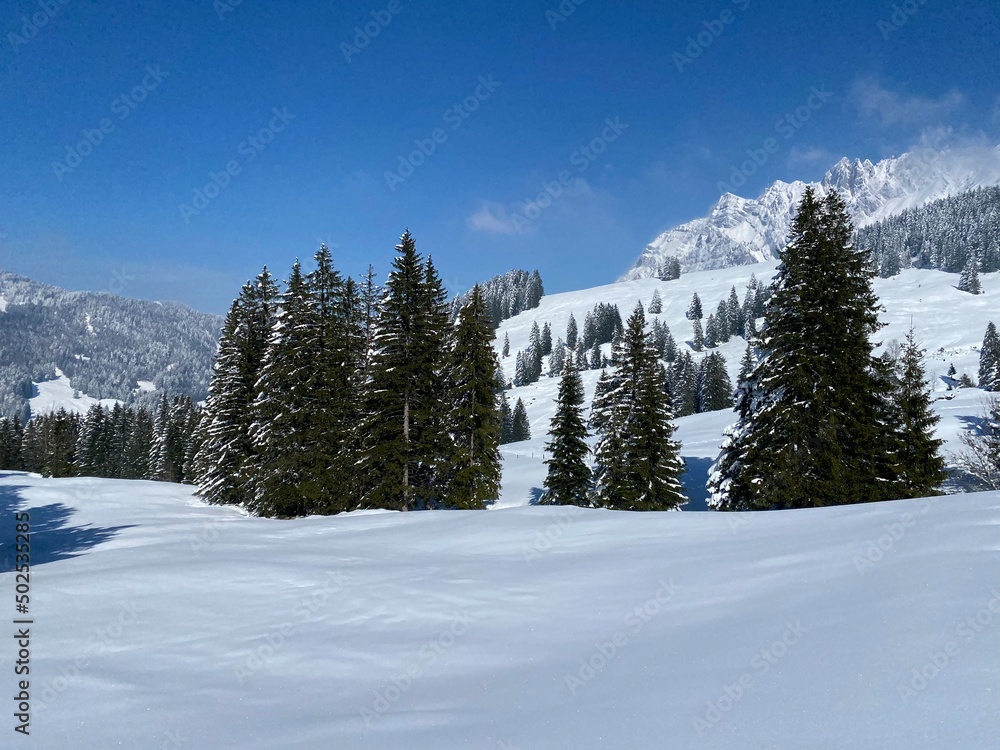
[496,264,1000,506]
[28,369,120,417]
[1,472,997,748]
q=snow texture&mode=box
[1,472,997,748]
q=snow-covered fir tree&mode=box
[709,188,900,510]
[446,286,503,509]
[591,303,686,510]
[541,360,592,506]
[979,322,1000,391]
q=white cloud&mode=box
[851,77,964,127]
[787,145,836,167]
[466,202,518,235]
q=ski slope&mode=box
[1,473,997,749]
[496,264,1000,507]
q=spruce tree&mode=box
[542,360,592,505]
[566,314,578,350]
[195,268,278,506]
[592,304,686,510]
[687,293,703,320]
[511,399,531,442]
[499,393,514,444]
[447,286,503,509]
[698,352,734,412]
[892,330,946,497]
[541,323,552,356]
[958,255,982,294]
[648,289,663,314]
[548,338,566,378]
[692,318,705,352]
[979,322,1000,391]
[502,332,510,358]
[709,188,896,510]
[364,232,452,510]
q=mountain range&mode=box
[623,144,1000,279]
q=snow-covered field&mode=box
[1,472,998,748]
[496,264,1000,506]
[28,369,120,417]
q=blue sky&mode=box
[1,0,998,313]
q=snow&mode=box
[29,369,119,417]
[2,471,997,748]
[495,263,1000,507]
[135,380,157,393]
[624,144,1000,278]
[0,294,7,312]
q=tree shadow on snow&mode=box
[0,480,135,573]
[681,457,714,512]
[527,487,545,506]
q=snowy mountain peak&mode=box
[623,144,1000,279]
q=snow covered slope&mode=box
[28,369,121,417]
[2,472,997,748]
[496,263,999,507]
[623,144,1000,278]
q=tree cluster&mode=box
[195,232,504,517]
[710,188,945,510]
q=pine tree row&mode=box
[0,395,199,482]
[194,232,503,517]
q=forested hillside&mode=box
[0,271,222,421]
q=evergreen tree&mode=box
[0,416,24,470]
[447,286,503,509]
[710,188,896,510]
[541,323,552,356]
[592,304,686,510]
[589,342,602,370]
[502,332,510,358]
[574,345,588,372]
[687,293,703,320]
[978,322,1000,391]
[891,330,946,497]
[548,338,566,378]
[958,254,982,294]
[698,352,734,412]
[511,399,531,442]
[566,314,578,350]
[692,318,705,352]
[195,268,278,506]
[542,360,592,505]
[513,351,527,387]
[670,351,698,417]
[499,393,514,445]
[648,289,663,314]
[364,233,454,510]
